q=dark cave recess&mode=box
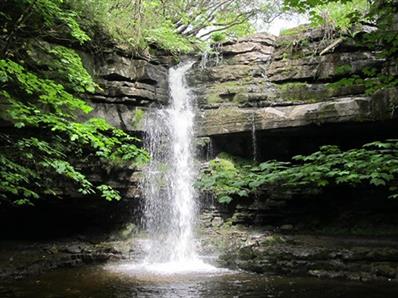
[207,120,398,162]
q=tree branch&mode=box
[198,18,248,39]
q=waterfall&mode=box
[251,112,257,162]
[141,61,215,273]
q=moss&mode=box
[277,26,313,60]
[280,25,308,36]
[260,235,286,245]
[207,93,223,104]
[132,108,145,129]
[233,93,249,103]
[206,80,249,104]
[326,76,366,93]
[276,78,369,103]
[276,82,323,103]
[278,82,307,92]
[334,64,353,76]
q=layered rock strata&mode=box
[188,29,397,137]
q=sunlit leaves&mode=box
[197,140,398,204]
[96,185,121,201]
[47,46,97,93]
[310,0,369,33]
[0,1,148,205]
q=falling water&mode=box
[200,51,209,69]
[251,112,257,162]
[140,61,215,274]
[207,138,214,161]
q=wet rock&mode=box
[0,239,136,281]
[215,232,398,282]
[211,216,224,227]
[196,95,398,136]
[267,52,383,82]
[372,263,397,279]
[77,50,170,132]
[280,224,294,231]
[93,54,168,95]
[61,245,82,254]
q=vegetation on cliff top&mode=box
[66,0,284,54]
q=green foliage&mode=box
[66,0,198,54]
[144,21,195,54]
[96,185,121,201]
[46,45,97,93]
[209,20,255,45]
[334,64,353,76]
[310,0,369,33]
[196,153,252,204]
[283,0,398,59]
[328,73,398,96]
[132,108,145,130]
[280,25,308,36]
[0,58,148,205]
[365,1,398,59]
[1,0,90,49]
[65,0,278,54]
[0,1,149,205]
[198,140,398,204]
[211,33,227,43]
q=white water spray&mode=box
[139,61,215,274]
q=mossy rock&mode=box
[276,82,329,103]
[279,25,309,37]
[131,108,145,130]
[205,80,251,104]
[276,81,366,103]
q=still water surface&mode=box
[2,263,398,298]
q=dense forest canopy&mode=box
[0,0,397,206]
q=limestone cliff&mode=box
[189,29,398,138]
[83,51,169,132]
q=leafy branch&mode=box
[197,140,398,204]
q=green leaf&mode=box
[218,195,233,204]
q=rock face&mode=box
[197,94,397,136]
[188,34,276,109]
[189,29,398,137]
[0,238,138,280]
[218,232,398,282]
[76,28,397,138]
[82,51,169,132]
